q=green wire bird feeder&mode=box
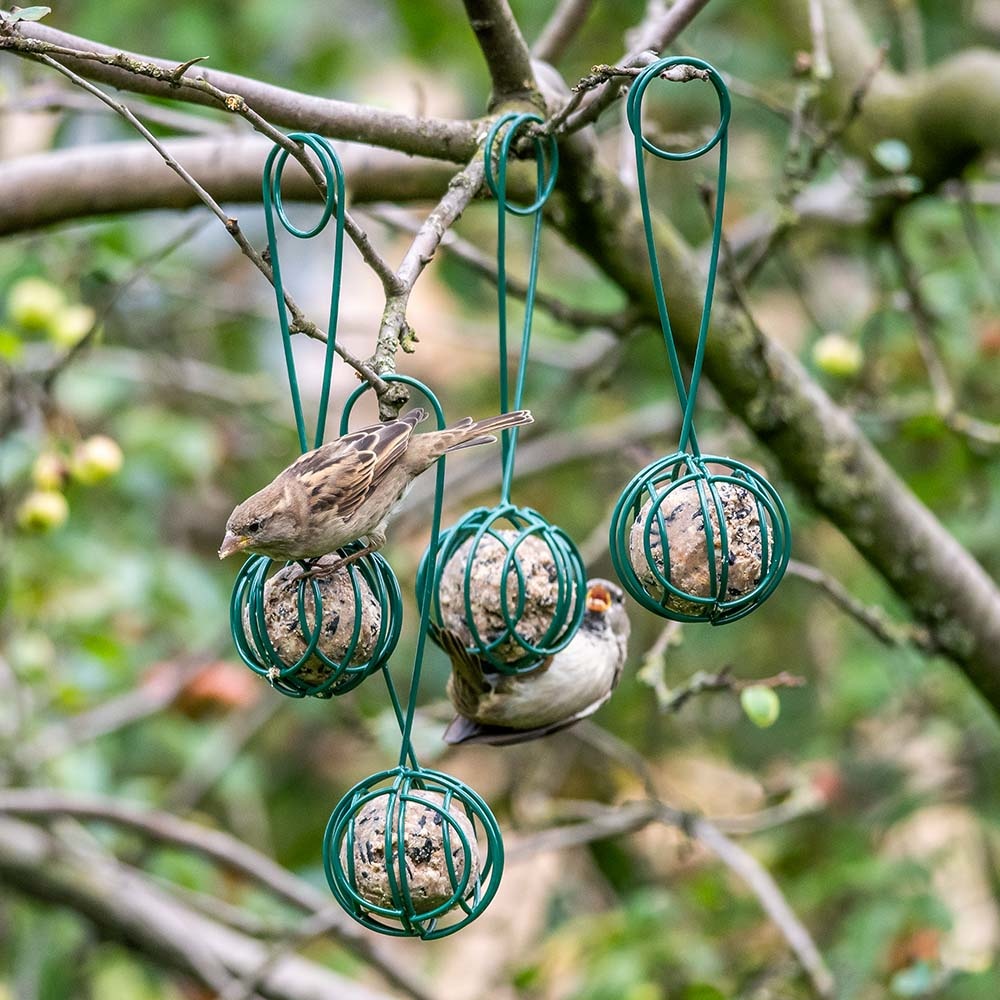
[419,113,586,675]
[229,134,402,697]
[609,58,791,624]
[324,376,503,938]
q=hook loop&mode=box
[262,132,346,452]
[484,112,559,216]
[627,57,730,456]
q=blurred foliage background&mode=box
[3,1,1000,999]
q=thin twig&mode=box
[371,156,487,403]
[741,43,889,286]
[366,202,636,333]
[553,0,714,135]
[29,50,388,396]
[508,797,835,998]
[890,225,1000,447]
[807,0,833,80]
[532,0,595,63]
[41,216,211,392]
[786,559,937,652]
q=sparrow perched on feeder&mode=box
[438,579,630,746]
[219,407,533,565]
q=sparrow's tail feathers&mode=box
[433,409,533,457]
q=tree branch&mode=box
[508,799,835,998]
[0,815,409,1000]
[532,0,595,64]
[5,21,480,161]
[462,0,538,105]
[553,137,1000,712]
[0,790,436,1000]
[0,136,456,235]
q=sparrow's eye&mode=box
[246,518,263,533]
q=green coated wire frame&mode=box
[262,132,345,453]
[409,113,585,674]
[626,56,731,457]
[325,375,505,938]
[607,58,791,624]
[339,375,446,770]
[483,111,558,501]
[228,133,402,695]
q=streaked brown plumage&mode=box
[219,407,533,563]
[438,579,630,746]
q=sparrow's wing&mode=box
[429,623,490,693]
[442,690,612,747]
[285,408,427,519]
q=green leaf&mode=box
[683,985,728,1000]
[10,6,52,21]
[873,138,913,174]
[740,685,781,727]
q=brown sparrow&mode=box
[219,407,533,564]
[438,579,630,745]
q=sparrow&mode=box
[437,579,630,746]
[219,407,533,565]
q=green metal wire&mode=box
[323,766,504,939]
[419,113,585,675]
[228,133,401,695]
[483,111,558,499]
[325,375,504,938]
[608,58,791,624]
[609,453,791,624]
[261,132,345,452]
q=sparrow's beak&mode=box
[218,531,249,560]
[586,583,612,614]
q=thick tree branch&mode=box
[0,815,405,1000]
[1,136,456,235]
[0,790,435,1000]
[462,0,538,105]
[5,22,481,161]
[553,143,1000,711]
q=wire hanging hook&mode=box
[626,56,731,456]
[262,132,346,453]
[484,112,559,501]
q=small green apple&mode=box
[740,685,781,728]
[16,489,69,531]
[8,276,65,331]
[70,434,124,484]
[812,333,863,378]
[49,303,96,348]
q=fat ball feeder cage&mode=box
[324,376,503,939]
[419,113,587,675]
[608,59,791,624]
[228,134,401,697]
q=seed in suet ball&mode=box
[345,791,480,914]
[438,530,572,664]
[246,556,382,684]
[629,480,762,614]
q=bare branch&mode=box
[786,559,937,652]
[0,814,417,1000]
[556,0,715,134]
[890,225,1000,448]
[509,798,835,998]
[462,0,538,103]
[0,790,437,1000]
[371,156,487,398]
[532,0,595,64]
[366,202,636,333]
[29,52,389,396]
[6,21,481,161]
[0,136,456,235]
